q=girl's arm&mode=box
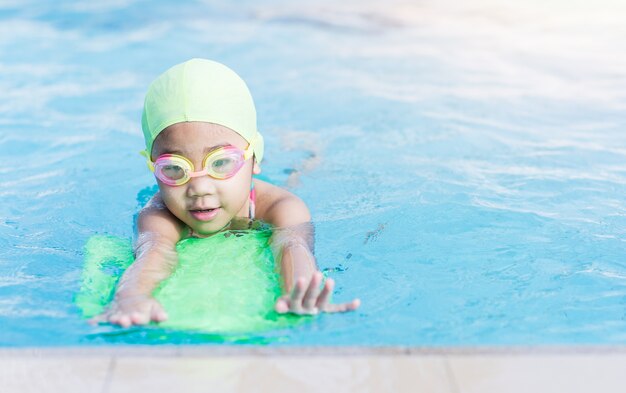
[257,181,360,315]
[91,192,185,327]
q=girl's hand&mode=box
[89,294,168,328]
[274,271,360,315]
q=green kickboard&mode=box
[75,230,303,333]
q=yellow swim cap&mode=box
[141,58,264,162]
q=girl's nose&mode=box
[186,173,218,197]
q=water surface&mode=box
[1,0,626,346]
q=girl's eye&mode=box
[162,164,185,179]
[213,159,228,167]
[211,157,237,173]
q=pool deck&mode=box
[2,346,625,392]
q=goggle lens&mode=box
[207,151,243,177]
[161,164,186,181]
[153,156,191,186]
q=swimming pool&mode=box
[1,0,626,346]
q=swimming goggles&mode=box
[140,144,253,186]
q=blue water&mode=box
[2,0,626,346]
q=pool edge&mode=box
[3,344,626,357]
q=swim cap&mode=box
[141,58,264,162]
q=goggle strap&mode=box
[243,144,254,160]
[139,150,155,172]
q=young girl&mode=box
[94,59,360,327]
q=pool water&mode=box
[1,0,626,346]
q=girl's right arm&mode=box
[90,192,185,327]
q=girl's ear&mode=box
[253,160,261,175]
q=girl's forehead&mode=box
[153,122,246,156]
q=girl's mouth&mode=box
[190,208,220,221]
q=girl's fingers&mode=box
[315,277,335,310]
[130,311,149,325]
[275,296,290,314]
[88,298,169,327]
[302,272,323,310]
[323,303,348,313]
[151,303,168,322]
[108,313,122,325]
[290,277,307,312]
[323,298,361,313]
[118,315,132,328]
[153,311,168,322]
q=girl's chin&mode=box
[188,220,231,237]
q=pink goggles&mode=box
[141,144,253,186]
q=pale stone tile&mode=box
[447,354,626,393]
[109,357,251,392]
[110,355,454,393]
[0,356,110,393]
[237,355,453,393]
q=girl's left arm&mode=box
[257,181,360,315]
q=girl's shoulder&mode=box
[253,178,289,198]
[253,179,310,227]
[253,178,300,209]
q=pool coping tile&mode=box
[446,353,626,393]
[0,355,111,393]
[107,355,452,393]
[3,344,626,357]
[3,347,626,393]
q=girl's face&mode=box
[151,122,261,237]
